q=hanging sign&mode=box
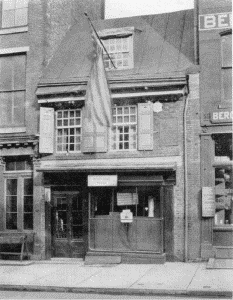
[202,187,215,217]
[88,175,117,187]
[120,209,133,223]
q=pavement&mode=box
[0,259,232,298]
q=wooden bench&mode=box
[0,234,30,261]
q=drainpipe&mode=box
[183,80,190,262]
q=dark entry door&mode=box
[52,192,84,257]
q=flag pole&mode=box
[84,12,117,69]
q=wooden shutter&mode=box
[138,102,153,150]
[95,123,107,153]
[39,107,54,154]
[159,118,178,146]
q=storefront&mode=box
[37,158,178,263]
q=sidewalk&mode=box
[0,259,232,298]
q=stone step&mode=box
[214,246,233,259]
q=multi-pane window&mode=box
[0,54,26,126]
[56,109,82,153]
[4,157,33,230]
[23,178,33,230]
[2,0,28,28]
[214,134,233,226]
[6,179,18,230]
[102,36,133,69]
[111,106,137,151]
[221,33,232,101]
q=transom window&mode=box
[2,0,28,28]
[102,36,133,69]
[0,54,26,127]
[221,33,232,101]
[110,106,137,151]
[56,109,82,153]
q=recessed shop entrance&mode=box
[51,191,84,258]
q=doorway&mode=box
[51,191,84,257]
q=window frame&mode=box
[3,158,33,232]
[1,0,28,29]
[220,31,232,102]
[110,105,137,152]
[0,52,27,128]
[55,109,82,154]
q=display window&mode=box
[214,134,233,226]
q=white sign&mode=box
[199,12,232,30]
[202,187,215,217]
[39,107,54,153]
[88,175,117,187]
[117,193,138,206]
[120,209,133,223]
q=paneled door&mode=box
[52,192,84,257]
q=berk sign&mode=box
[199,12,232,30]
[211,110,233,123]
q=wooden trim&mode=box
[0,46,29,54]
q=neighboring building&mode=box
[197,0,233,260]
[35,10,201,262]
[0,0,104,260]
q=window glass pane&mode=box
[2,10,15,28]
[214,134,232,159]
[91,188,112,216]
[6,161,15,171]
[6,196,17,212]
[15,7,28,26]
[16,0,28,8]
[16,160,25,170]
[0,92,12,125]
[6,213,17,230]
[25,159,33,170]
[24,213,33,230]
[14,55,26,90]
[24,178,33,195]
[222,35,232,68]
[6,179,17,195]
[0,56,13,91]
[13,91,25,125]
[222,69,232,101]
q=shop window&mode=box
[0,54,26,127]
[1,0,28,28]
[101,35,133,70]
[110,106,137,151]
[56,109,82,153]
[214,134,233,226]
[221,33,232,101]
[4,157,33,231]
[91,186,161,218]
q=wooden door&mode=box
[52,192,84,257]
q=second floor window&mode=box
[56,109,82,153]
[221,33,232,101]
[2,0,28,28]
[0,53,26,127]
[102,36,133,70]
[110,105,137,151]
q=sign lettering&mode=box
[88,175,117,187]
[199,12,232,30]
[211,110,233,123]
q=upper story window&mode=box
[99,27,134,70]
[56,109,82,153]
[110,105,137,151]
[2,0,28,28]
[221,32,232,101]
[0,53,26,127]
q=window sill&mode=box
[0,26,28,35]
[0,127,26,134]
[213,225,233,231]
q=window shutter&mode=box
[138,102,153,150]
[159,118,178,146]
[39,107,54,154]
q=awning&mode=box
[36,157,181,172]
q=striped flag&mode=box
[85,30,112,127]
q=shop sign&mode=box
[117,193,138,206]
[202,187,215,217]
[199,12,232,30]
[120,209,133,223]
[210,110,233,123]
[88,175,117,187]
